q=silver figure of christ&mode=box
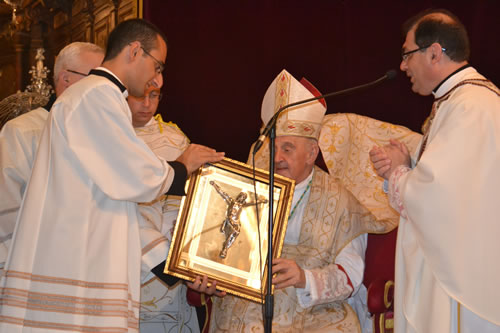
[209,180,268,259]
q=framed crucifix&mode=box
[164,157,294,303]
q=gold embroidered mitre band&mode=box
[261,69,327,140]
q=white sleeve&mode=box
[61,84,174,202]
[0,118,44,266]
[296,233,367,308]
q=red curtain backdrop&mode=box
[144,0,500,162]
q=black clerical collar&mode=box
[44,93,57,112]
[89,69,127,93]
[432,64,471,93]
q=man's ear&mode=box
[59,69,69,84]
[128,41,141,62]
[429,43,444,64]
[60,71,70,85]
[308,141,320,165]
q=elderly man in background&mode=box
[128,86,208,332]
[0,41,104,272]
[370,8,500,333]
[193,70,395,332]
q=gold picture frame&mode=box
[165,157,294,303]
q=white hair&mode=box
[53,42,104,81]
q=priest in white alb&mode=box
[370,9,500,333]
[0,42,104,273]
[0,19,223,332]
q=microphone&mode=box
[253,69,398,154]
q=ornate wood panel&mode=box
[0,0,140,100]
[94,3,115,48]
[118,0,140,22]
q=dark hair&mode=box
[402,9,470,62]
[103,19,168,62]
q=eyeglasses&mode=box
[149,91,163,101]
[401,46,447,61]
[66,69,88,76]
[141,46,165,74]
[401,46,430,61]
[133,91,163,102]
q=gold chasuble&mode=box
[211,166,396,332]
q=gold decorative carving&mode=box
[72,0,87,17]
[0,0,140,94]
[118,0,137,22]
[53,11,68,30]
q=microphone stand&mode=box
[263,126,275,333]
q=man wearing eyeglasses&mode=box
[0,19,224,332]
[129,87,217,333]
[129,88,165,127]
[370,8,500,333]
[0,41,104,274]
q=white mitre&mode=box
[261,69,327,140]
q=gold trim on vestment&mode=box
[384,280,394,309]
[141,236,167,256]
[0,315,133,332]
[4,270,129,290]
